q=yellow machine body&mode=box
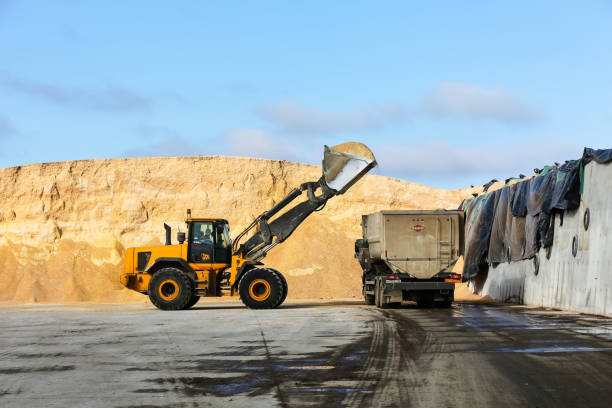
[119,142,378,310]
[120,217,247,298]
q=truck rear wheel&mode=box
[416,295,434,308]
[148,268,194,311]
[375,280,387,308]
[374,281,380,307]
[238,268,283,309]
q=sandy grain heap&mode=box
[0,156,474,303]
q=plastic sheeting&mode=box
[463,146,607,280]
[549,160,581,212]
[526,171,555,216]
[523,213,539,259]
[463,193,498,280]
[583,147,612,164]
[511,178,530,217]
[509,215,526,261]
[488,187,510,264]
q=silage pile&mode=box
[0,156,475,303]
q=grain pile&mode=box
[0,156,475,303]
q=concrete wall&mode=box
[472,160,612,317]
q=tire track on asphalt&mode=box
[256,317,289,408]
[344,308,439,408]
[343,317,385,407]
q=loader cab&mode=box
[187,218,232,265]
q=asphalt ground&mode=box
[1,300,611,408]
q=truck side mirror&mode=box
[177,231,186,244]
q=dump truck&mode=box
[355,210,464,308]
[120,143,377,310]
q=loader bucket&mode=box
[322,142,377,194]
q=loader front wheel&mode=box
[238,268,283,309]
[148,268,194,311]
[273,269,288,307]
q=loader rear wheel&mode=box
[148,268,194,311]
[238,268,283,309]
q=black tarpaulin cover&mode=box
[526,171,555,216]
[549,160,581,212]
[523,213,539,259]
[583,147,612,164]
[463,192,498,280]
[462,146,609,280]
[511,178,531,217]
[509,214,527,261]
[488,187,510,264]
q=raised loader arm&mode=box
[232,143,377,262]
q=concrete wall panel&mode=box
[474,160,612,316]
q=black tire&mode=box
[182,293,200,310]
[417,297,434,308]
[377,280,390,308]
[374,280,384,308]
[261,268,288,308]
[274,270,288,307]
[238,268,283,309]
[148,268,194,311]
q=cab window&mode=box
[189,221,214,263]
[213,223,232,264]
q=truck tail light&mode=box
[445,273,462,283]
[386,274,399,280]
[457,249,460,256]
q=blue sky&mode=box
[0,1,610,188]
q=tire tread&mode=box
[238,268,283,309]
[148,267,194,311]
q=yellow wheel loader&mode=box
[120,143,377,310]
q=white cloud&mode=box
[0,116,17,137]
[2,76,153,113]
[122,139,204,158]
[259,99,407,134]
[374,139,582,184]
[420,82,540,123]
[120,128,320,163]
[134,124,181,140]
[224,128,315,162]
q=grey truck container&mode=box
[355,210,464,308]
